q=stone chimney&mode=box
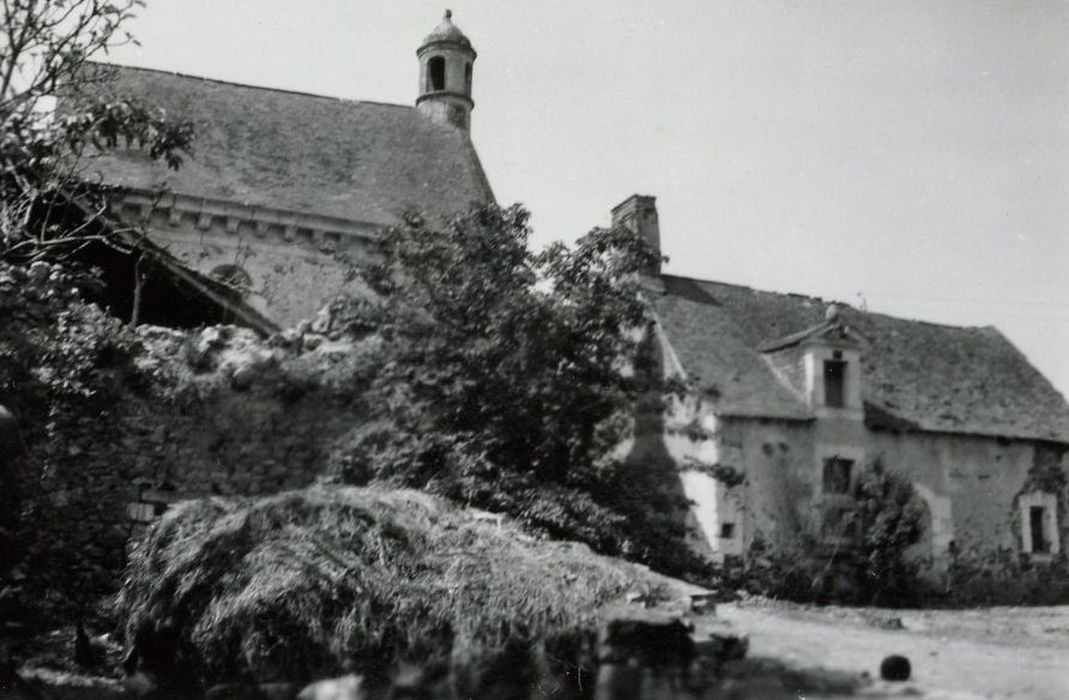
[611,194,661,276]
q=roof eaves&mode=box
[62,187,279,335]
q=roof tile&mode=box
[80,63,494,226]
[655,275,1069,443]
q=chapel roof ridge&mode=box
[86,60,415,111]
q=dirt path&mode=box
[715,601,1069,699]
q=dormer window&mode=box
[823,355,846,408]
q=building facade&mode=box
[614,194,1069,565]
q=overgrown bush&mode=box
[719,461,926,607]
[112,486,689,693]
[940,548,1069,607]
[845,459,926,604]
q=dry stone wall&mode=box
[18,322,372,608]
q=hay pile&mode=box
[113,486,691,691]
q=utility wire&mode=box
[868,305,1069,324]
[861,291,1069,310]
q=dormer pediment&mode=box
[756,306,865,418]
[757,318,865,354]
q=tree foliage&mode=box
[330,204,700,573]
[1,0,193,264]
[0,0,191,611]
[0,259,140,610]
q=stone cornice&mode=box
[113,188,382,254]
[415,91,474,109]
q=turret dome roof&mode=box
[420,10,472,49]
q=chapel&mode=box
[84,11,493,329]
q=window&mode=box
[1029,506,1051,554]
[822,457,853,496]
[1020,492,1059,557]
[428,57,446,91]
[720,523,735,539]
[823,359,846,408]
[465,62,472,92]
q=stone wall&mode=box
[717,414,1050,562]
[18,323,371,607]
[114,191,380,328]
[642,385,1062,569]
[146,224,368,328]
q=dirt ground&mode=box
[10,597,1069,698]
[714,599,1069,699]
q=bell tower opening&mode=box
[428,56,446,91]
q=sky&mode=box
[105,0,1069,401]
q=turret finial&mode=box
[444,9,452,20]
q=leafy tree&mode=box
[1,0,193,264]
[331,204,701,574]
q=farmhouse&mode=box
[614,194,1069,565]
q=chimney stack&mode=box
[611,194,661,276]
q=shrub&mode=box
[940,548,1069,607]
[719,461,926,607]
[112,486,691,693]
[846,459,926,605]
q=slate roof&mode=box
[652,275,1069,443]
[79,63,495,226]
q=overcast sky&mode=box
[106,1,1069,401]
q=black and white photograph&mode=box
[2,2,1068,697]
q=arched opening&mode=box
[428,56,446,91]
[209,264,252,296]
[465,62,472,92]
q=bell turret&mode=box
[416,10,476,130]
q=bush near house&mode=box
[111,486,691,694]
[939,548,1069,607]
[718,460,1069,608]
[717,461,927,607]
